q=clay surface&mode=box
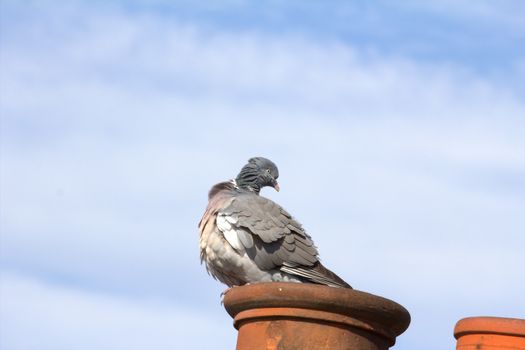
[455,316,525,350]
[223,282,410,350]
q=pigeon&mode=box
[198,157,351,289]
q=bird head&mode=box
[235,157,279,194]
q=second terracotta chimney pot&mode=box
[454,316,525,350]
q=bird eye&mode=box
[266,169,272,175]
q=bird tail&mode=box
[281,262,352,289]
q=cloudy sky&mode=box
[1,1,524,349]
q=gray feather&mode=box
[236,229,254,249]
[199,162,352,289]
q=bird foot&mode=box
[220,287,233,305]
[220,284,248,304]
[220,288,231,298]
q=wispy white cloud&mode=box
[0,271,234,350]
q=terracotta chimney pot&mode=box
[223,282,410,350]
[454,316,525,350]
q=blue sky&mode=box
[1,1,524,349]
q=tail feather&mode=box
[281,262,352,288]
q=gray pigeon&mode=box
[199,157,351,288]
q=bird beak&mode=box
[273,181,280,192]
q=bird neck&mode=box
[233,178,261,194]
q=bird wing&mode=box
[217,192,351,288]
[218,192,323,273]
